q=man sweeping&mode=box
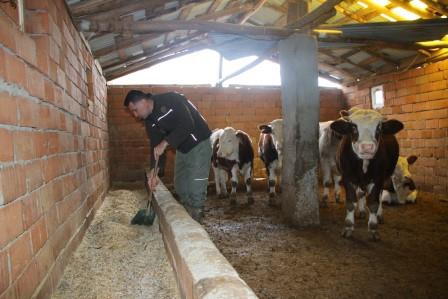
[124,90,212,223]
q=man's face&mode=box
[128,99,151,120]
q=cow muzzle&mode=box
[357,142,377,159]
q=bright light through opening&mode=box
[108,49,341,89]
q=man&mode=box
[124,90,212,223]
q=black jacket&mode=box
[144,92,211,172]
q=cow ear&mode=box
[407,155,418,165]
[330,119,352,135]
[258,124,272,133]
[382,119,403,135]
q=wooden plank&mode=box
[238,0,269,24]
[279,33,320,227]
[84,19,298,38]
[287,0,344,29]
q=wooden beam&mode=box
[238,0,268,24]
[287,0,344,29]
[71,0,136,17]
[361,48,399,67]
[94,3,254,59]
[82,19,299,39]
[315,0,371,23]
[420,0,448,16]
[388,0,435,19]
[206,0,225,13]
[318,59,358,81]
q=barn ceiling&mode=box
[64,0,448,85]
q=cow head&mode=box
[330,109,403,160]
[217,127,239,158]
[259,119,283,158]
[392,155,418,203]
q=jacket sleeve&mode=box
[158,94,195,149]
[146,121,167,176]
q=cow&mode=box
[258,119,283,206]
[319,120,342,206]
[330,108,404,241]
[211,127,254,205]
[381,155,418,204]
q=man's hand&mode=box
[148,167,159,191]
[154,140,168,160]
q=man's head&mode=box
[124,90,154,120]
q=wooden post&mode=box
[279,33,320,227]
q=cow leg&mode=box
[356,188,367,219]
[342,182,356,238]
[320,160,331,207]
[218,169,229,198]
[230,165,238,205]
[242,163,254,205]
[212,166,221,197]
[377,196,384,224]
[333,169,342,203]
[367,185,381,241]
[268,161,278,206]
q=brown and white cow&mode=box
[258,119,283,206]
[319,120,342,206]
[381,155,418,204]
[211,127,254,205]
[330,108,403,241]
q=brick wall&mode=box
[343,60,448,197]
[0,1,109,298]
[108,85,344,184]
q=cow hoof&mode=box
[358,211,366,219]
[341,228,353,239]
[268,197,276,207]
[369,231,381,242]
[377,215,384,224]
[247,196,254,205]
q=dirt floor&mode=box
[52,189,179,299]
[203,190,448,299]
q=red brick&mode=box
[0,48,5,80]
[42,156,63,182]
[15,260,39,299]
[39,179,63,213]
[25,67,45,99]
[34,243,53,286]
[0,92,18,125]
[30,218,48,254]
[24,160,44,193]
[25,11,50,34]
[15,34,36,66]
[0,200,24,248]
[0,166,26,206]
[0,128,13,162]
[17,98,40,128]
[21,190,42,229]
[13,131,35,161]
[0,249,9,294]
[25,0,50,9]
[32,36,50,75]
[0,15,16,50]
[8,232,32,282]
[4,53,26,88]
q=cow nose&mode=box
[360,143,375,152]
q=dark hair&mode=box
[123,90,152,107]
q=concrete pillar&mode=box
[279,33,320,227]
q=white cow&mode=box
[319,121,342,206]
[211,127,254,205]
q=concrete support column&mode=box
[279,33,320,227]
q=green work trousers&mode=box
[174,138,212,212]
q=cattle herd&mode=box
[210,107,418,240]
